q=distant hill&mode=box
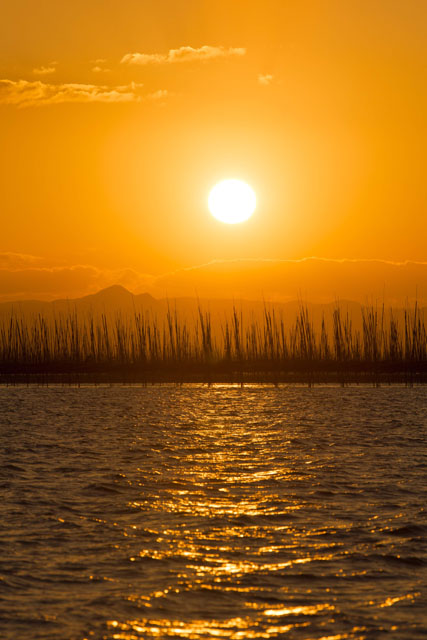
[0,285,160,317]
[0,285,425,333]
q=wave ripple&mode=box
[0,385,426,639]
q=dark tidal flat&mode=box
[0,385,426,640]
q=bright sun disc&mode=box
[208,179,256,224]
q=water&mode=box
[0,385,426,640]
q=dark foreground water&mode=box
[0,386,426,640]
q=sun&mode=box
[208,179,256,224]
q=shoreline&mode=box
[1,366,426,386]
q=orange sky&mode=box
[0,1,426,302]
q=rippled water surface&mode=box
[1,385,426,639]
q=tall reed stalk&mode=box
[0,303,426,380]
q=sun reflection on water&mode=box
[75,387,427,639]
[106,617,371,639]
[2,386,426,640]
[109,473,349,640]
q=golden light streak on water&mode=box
[106,618,372,639]
[1,386,426,639]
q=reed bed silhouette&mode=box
[0,303,426,383]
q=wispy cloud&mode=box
[33,64,57,76]
[0,79,167,107]
[91,58,110,73]
[92,66,110,73]
[121,45,246,66]
[0,252,43,269]
[152,258,427,305]
[146,89,169,102]
[1,258,426,304]
[0,264,153,301]
[258,73,274,86]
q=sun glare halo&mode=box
[208,179,256,224]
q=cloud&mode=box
[146,89,169,102]
[1,258,426,305]
[152,258,427,305]
[0,264,154,301]
[92,66,110,73]
[0,79,168,107]
[91,59,110,73]
[33,65,56,76]
[121,45,246,66]
[0,252,43,269]
[258,73,274,86]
